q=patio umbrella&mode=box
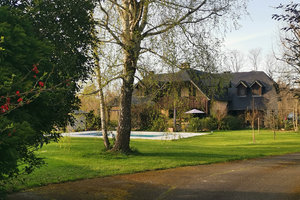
[185,109,205,114]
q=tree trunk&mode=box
[91,22,110,150]
[98,79,110,149]
[112,52,137,153]
[95,64,110,149]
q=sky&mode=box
[223,0,292,71]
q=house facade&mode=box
[132,69,279,128]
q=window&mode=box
[251,83,262,96]
[237,84,247,96]
[189,85,196,97]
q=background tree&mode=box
[273,2,300,85]
[95,0,247,152]
[79,83,100,114]
[225,49,245,72]
[0,0,95,186]
[264,53,278,79]
[248,48,262,71]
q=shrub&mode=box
[222,115,243,130]
[150,115,168,132]
[86,111,101,130]
[108,120,118,131]
[202,117,218,131]
[187,117,202,132]
[187,117,217,132]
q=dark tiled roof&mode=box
[227,71,278,111]
[236,80,249,88]
[144,69,230,101]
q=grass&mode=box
[4,129,300,192]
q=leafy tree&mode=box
[0,0,95,186]
[0,7,52,182]
[95,0,248,153]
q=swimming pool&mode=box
[62,131,209,140]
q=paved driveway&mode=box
[7,153,300,200]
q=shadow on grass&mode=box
[3,158,100,194]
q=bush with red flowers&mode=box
[0,1,95,194]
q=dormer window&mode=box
[250,80,263,96]
[236,81,248,97]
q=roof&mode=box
[227,71,278,111]
[229,71,273,88]
[138,69,230,101]
[250,80,264,87]
[236,80,249,88]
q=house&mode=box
[227,71,279,116]
[132,68,279,128]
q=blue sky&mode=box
[224,0,292,71]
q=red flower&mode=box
[17,98,23,103]
[33,75,37,78]
[39,81,44,87]
[1,105,5,113]
[32,65,39,74]
[1,104,9,113]
[16,91,20,96]
[6,97,10,104]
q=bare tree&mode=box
[225,49,244,72]
[264,53,278,79]
[210,101,227,130]
[248,48,262,71]
[273,3,300,85]
[94,0,248,152]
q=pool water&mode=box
[74,132,163,137]
[131,134,164,137]
[62,131,209,140]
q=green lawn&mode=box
[5,130,300,192]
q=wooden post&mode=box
[296,101,298,131]
[273,113,276,140]
[257,117,260,134]
[293,107,295,131]
[173,106,177,132]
